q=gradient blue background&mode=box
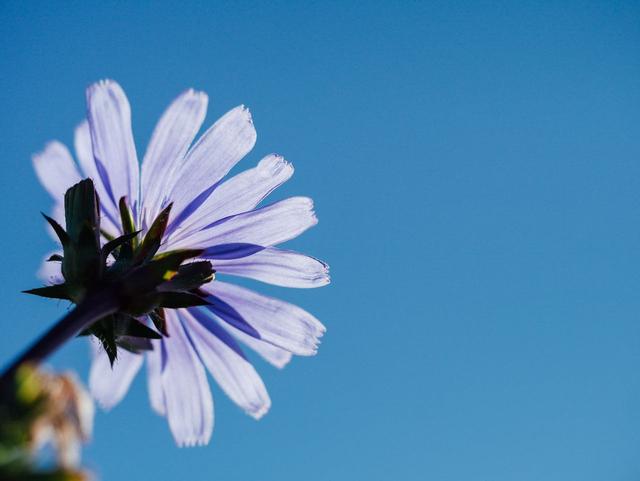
[1,1,639,480]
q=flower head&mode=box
[33,80,329,445]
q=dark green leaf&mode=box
[158,261,214,292]
[122,249,203,294]
[102,231,141,260]
[41,213,69,247]
[159,291,210,308]
[113,314,162,339]
[135,203,172,264]
[149,308,168,336]
[64,178,100,243]
[95,323,118,366]
[23,284,70,300]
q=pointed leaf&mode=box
[159,291,210,308]
[64,178,100,244]
[42,213,70,247]
[158,261,214,292]
[149,308,168,336]
[95,325,118,366]
[113,314,162,339]
[122,249,203,293]
[117,336,153,353]
[23,284,71,300]
[119,197,136,235]
[102,231,141,260]
[135,203,172,264]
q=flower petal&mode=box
[88,341,143,410]
[224,324,293,369]
[169,154,293,243]
[203,281,325,356]
[146,341,165,416]
[86,80,139,212]
[161,310,213,446]
[169,197,317,253]
[166,105,256,228]
[215,247,330,288]
[141,89,208,225]
[74,121,121,234]
[182,308,271,419]
[32,141,82,202]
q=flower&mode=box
[33,80,329,446]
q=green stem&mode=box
[0,288,119,386]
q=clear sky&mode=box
[1,1,639,480]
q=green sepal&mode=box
[134,203,172,264]
[58,180,103,293]
[149,308,168,336]
[41,214,69,248]
[102,231,140,261]
[117,336,153,354]
[122,249,204,294]
[64,178,100,244]
[100,228,116,242]
[92,319,118,366]
[113,314,162,340]
[119,197,136,236]
[158,261,214,292]
[23,284,71,301]
[159,291,210,308]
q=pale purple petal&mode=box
[32,141,82,202]
[160,310,213,446]
[203,281,325,356]
[169,197,317,253]
[141,89,208,225]
[215,247,330,288]
[169,154,293,243]
[181,309,271,419]
[88,341,143,410]
[74,121,121,234]
[224,324,293,369]
[146,341,165,416]
[37,252,63,284]
[86,80,139,211]
[166,105,256,225]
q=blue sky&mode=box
[1,1,640,480]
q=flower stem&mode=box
[0,288,119,386]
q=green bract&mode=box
[25,179,214,365]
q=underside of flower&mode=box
[30,79,329,446]
[25,179,214,365]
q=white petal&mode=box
[88,340,143,410]
[146,342,165,416]
[141,89,208,225]
[169,154,293,242]
[225,324,293,369]
[166,105,256,223]
[86,80,139,212]
[215,247,330,288]
[170,197,317,253]
[204,281,325,356]
[74,121,121,235]
[182,308,271,419]
[33,141,82,202]
[160,310,213,446]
